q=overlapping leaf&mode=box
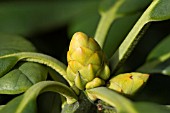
[0,33,48,94]
[109,0,170,73]
[86,87,170,113]
[95,0,152,56]
[138,35,170,75]
[0,62,47,94]
[0,81,77,113]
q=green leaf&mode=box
[0,62,48,94]
[86,87,170,113]
[0,33,37,77]
[86,87,135,113]
[0,52,69,85]
[149,0,170,21]
[68,12,99,38]
[0,33,36,52]
[134,102,170,113]
[0,33,50,94]
[61,92,97,113]
[109,0,170,73]
[162,66,170,75]
[0,81,77,113]
[0,1,98,35]
[117,0,152,14]
[104,12,142,58]
[147,35,170,61]
[138,35,170,75]
[67,0,99,38]
[94,0,124,48]
[94,0,151,48]
[0,105,5,110]
[0,57,19,77]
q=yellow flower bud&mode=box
[107,72,149,95]
[66,32,110,90]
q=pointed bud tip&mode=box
[72,32,88,41]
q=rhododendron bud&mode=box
[107,72,149,95]
[66,32,110,90]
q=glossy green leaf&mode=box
[0,62,47,94]
[0,33,50,94]
[0,57,19,77]
[104,12,142,58]
[109,0,170,73]
[149,0,170,21]
[86,87,170,113]
[0,81,77,113]
[107,72,149,95]
[94,0,151,48]
[0,33,37,77]
[0,52,69,86]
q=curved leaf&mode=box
[147,35,170,61]
[0,52,69,85]
[0,62,47,94]
[86,87,170,113]
[94,0,151,48]
[109,0,170,73]
[104,12,142,58]
[0,81,77,113]
[134,102,170,113]
[0,33,37,76]
[0,33,37,78]
[150,0,170,21]
[86,87,135,113]
[162,66,170,75]
[0,33,50,94]
[138,35,170,75]
[0,57,19,77]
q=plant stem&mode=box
[94,0,124,48]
